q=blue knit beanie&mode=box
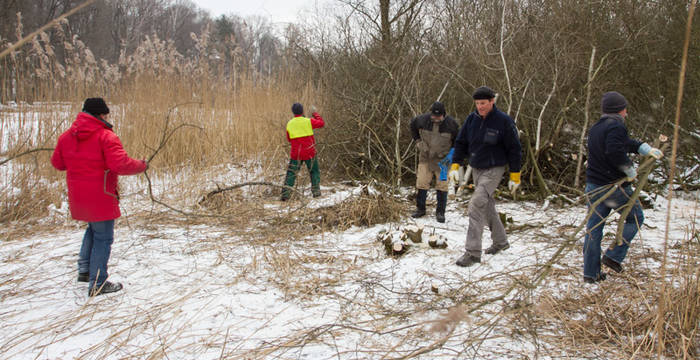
[601,92,627,113]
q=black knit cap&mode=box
[472,86,496,100]
[430,101,446,116]
[82,98,110,115]
[291,102,304,115]
[601,91,627,113]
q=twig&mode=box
[199,181,304,204]
[142,102,205,216]
[146,102,203,163]
[657,0,696,356]
[0,148,54,167]
[219,328,230,360]
[0,0,96,59]
[612,141,669,247]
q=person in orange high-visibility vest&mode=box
[281,103,325,201]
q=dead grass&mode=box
[514,242,700,359]
[1,19,322,223]
[312,191,404,230]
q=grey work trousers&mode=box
[465,166,508,256]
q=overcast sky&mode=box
[192,0,320,24]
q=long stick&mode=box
[612,140,668,247]
[656,0,696,356]
[0,0,96,60]
[0,148,53,167]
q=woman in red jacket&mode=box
[51,98,147,296]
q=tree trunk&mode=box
[380,0,391,49]
[574,46,596,188]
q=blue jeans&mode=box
[78,220,115,288]
[583,183,644,279]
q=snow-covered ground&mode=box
[1,104,698,358]
[0,102,73,154]
[1,164,698,359]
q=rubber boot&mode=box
[436,190,447,223]
[411,189,427,218]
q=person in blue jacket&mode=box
[582,91,663,283]
[449,86,522,267]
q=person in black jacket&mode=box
[582,91,663,283]
[449,86,522,267]
[409,101,459,223]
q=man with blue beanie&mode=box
[582,91,663,283]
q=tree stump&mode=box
[401,225,424,243]
[379,231,409,256]
[428,234,448,249]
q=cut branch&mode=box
[0,0,96,59]
[0,148,54,167]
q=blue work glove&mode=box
[638,143,663,159]
[438,148,454,181]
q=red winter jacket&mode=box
[51,112,146,222]
[286,112,324,160]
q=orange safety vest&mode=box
[286,117,314,139]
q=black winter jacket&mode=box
[452,106,521,172]
[586,114,642,185]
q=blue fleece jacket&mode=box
[452,106,521,172]
[586,114,642,185]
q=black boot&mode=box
[436,190,447,223]
[602,255,623,273]
[583,273,607,284]
[411,189,427,218]
[88,281,123,297]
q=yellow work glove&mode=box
[448,163,460,183]
[508,172,521,194]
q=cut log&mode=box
[380,233,409,256]
[401,225,424,243]
[428,234,448,249]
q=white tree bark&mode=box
[499,1,513,114]
[574,47,596,188]
[535,70,557,152]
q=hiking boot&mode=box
[78,272,89,282]
[583,273,607,284]
[435,190,447,223]
[411,189,427,218]
[456,253,481,267]
[485,242,510,255]
[602,255,622,273]
[312,190,321,198]
[88,281,123,297]
[411,208,426,218]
